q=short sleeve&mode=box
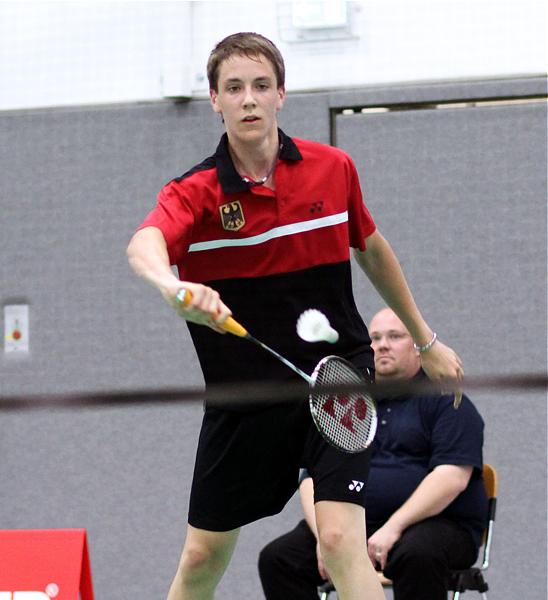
[138,181,196,265]
[299,468,311,484]
[427,395,484,472]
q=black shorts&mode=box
[188,397,372,532]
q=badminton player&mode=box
[127,32,463,600]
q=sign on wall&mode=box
[0,530,94,600]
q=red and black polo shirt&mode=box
[139,129,376,392]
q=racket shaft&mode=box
[250,337,312,384]
[175,289,248,337]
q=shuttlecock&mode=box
[297,309,339,344]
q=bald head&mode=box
[369,309,421,381]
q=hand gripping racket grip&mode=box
[175,288,248,338]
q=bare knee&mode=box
[178,529,238,582]
[318,525,346,559]
[181,544,215,572]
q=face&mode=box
[369,309,421,381]
[210,53,285,145]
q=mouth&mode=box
[376,355,393,362]
[242,115,260,123]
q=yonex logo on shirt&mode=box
[348,480,364,492]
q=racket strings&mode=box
[311,357,377,453]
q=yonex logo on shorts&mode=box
[348,480,364,492]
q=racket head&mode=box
[309,355,377,453]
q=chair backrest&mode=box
[479,463,497,569]
[482,463,498,500]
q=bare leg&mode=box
[167,525,240,600]
[315,501,385,600]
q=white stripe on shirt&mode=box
[188,211,348,252]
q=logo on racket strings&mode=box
[321,394,369,433]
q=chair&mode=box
[318,463,498,600]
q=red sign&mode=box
[0,529,94,599]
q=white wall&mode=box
[0,0,546,111]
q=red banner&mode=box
[0,529,94,600]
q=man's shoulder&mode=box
[413,391,483,426]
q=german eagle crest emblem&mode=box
[219,201,245,232]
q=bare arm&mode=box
[367,464,473,568]
[354,229,463,380]
[126,226,231,331]
[299,477,330,581]
[299,477,318,538]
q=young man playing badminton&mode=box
[127,32,463,600]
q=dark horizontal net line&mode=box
[0,373,545,411]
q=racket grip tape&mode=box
[175,288,248,338]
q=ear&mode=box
[210,89,222,114]
[276,86,286,112]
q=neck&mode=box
[376,366,422,384]
[228,129,280,186]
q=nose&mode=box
[373,335,390,350]
[243,85,257,109]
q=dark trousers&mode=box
[258,517,477,600]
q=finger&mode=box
[207,321,227,334]
[213,302,232,325]
[318,560,328,581]
[203,289,221,316]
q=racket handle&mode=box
[175,288,248,338]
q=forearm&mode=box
[127,227,232,330]
[354,231,432,346]
[299,478,319,539]
[127,227,181,297]
[385,465,472,534]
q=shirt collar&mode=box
[215,128,303,195]
[376,368,427,404]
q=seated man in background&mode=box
[258,308,488,600]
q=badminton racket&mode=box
[175,289,377,453]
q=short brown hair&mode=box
[207,32,285,92]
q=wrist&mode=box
[385,515,406,536]
[414,331,437,353]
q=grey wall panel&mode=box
[328,75,548,113]
[278,91,331,143]
[337,101,547,599]
[1,100,225,396]
[339,103,546,376]
[1,80,546,599]
[0,94,331,397]
[0,92,331,599]
[0,402,304,599]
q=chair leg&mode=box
[452,592,460,600]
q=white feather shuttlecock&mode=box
[297,309,339,344]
